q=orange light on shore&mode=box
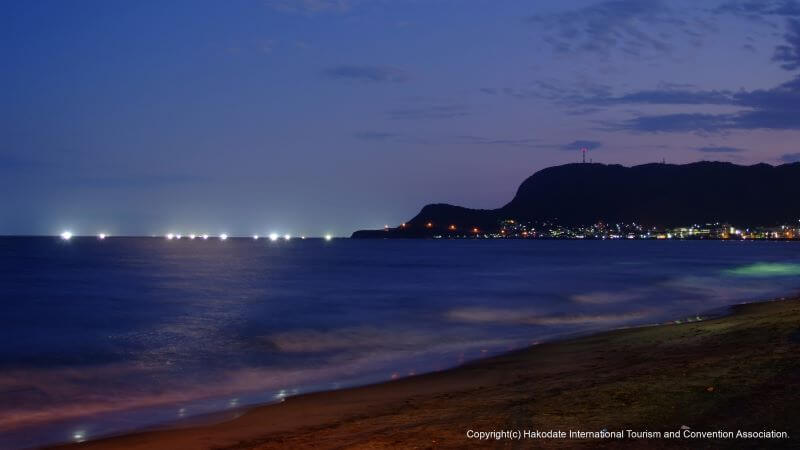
[426,222,433,228]
[400,223,406,228]
[448,224,456,231]
[472,227,479,233]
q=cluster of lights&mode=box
[61,231,111,240]
[59,231,331,241]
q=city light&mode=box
[202,234,209,240]
[324,234,333,241]
[220,233,228,240]
[253,235,259,240]
[98,233,106,240]
[166,233,175,240]
[60,231,73,241]
[284,234,291,241]
[176,234,182,240]
[269,233,279,241]
[189,234,196,240]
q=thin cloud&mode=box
[526,0,697,60]
[560,140,603,151]
[531,2,800,133]
[454,136,541,148]
[774,18,800,69]
[583,89,734,106]
[597,72,800,132]
[387,104,469,120]
[716,1,800,69]
[323,65,409,83]
[715,0,800,18]
[696,146,747,153]
[353,131,399,141]
[268,0,359,14]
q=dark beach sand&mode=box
[55,298,800,449]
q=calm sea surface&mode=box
[2,237,800,448]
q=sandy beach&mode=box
[54,298,800,449]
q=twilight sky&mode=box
[4,0,800,236]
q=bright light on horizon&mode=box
[98,233,106,240]
[269,233,279,241]
[72,430,86,443]
[176,234,182,240]
[253,234,259,240]
[189,234,196,240]
[60,231,72,241]
[202,234,209,240]
[220,233,228,240]
[284,234,291,241]
[324,234,332,241]
[166,233,175,240]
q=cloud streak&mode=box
[387,104,469,120]
[353,131,399,141]
[527,0,701,59]
[560,140,603,151]
[269,0,359,14]
[595,73,800,132]
[323,65,409,83]
[774,18,800,69]
[696,146,746,153]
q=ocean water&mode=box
[2,237,800,448]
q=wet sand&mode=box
[55,298,800,449]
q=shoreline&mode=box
[52,296,800,449]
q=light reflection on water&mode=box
[1,238,799,448]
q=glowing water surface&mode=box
[1,238,799,448]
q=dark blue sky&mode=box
[4,0,800,236]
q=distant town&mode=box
[395,220,800,240]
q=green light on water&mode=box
[725,263,800,277]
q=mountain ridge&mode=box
[351,161,800,238]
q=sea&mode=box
[2,237,800,448]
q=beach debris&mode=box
[706,386,715,392]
